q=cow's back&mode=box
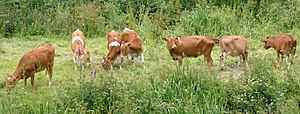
[35,44,55,65]
[175,36,215,57]
[273,34,296,54]
[220,36,248,55]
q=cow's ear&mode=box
[126,43,131,47]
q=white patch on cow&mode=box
[109,41,120,47]
[124,27,134,32]
[7,77,11,80]
[121,43,124,47]
[178,38,182,45]
[172,44,177,49]
[75,29,80,32]
[72,36,84,46]
[114,37,118,40]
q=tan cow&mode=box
[219,36,249,70]
[5,43,55,88]
[71,29,91,67]
[262,34,297,68]
[163,35,218,70]
[120,28,144,63]
[107,30,122,50]
[102,30,123,71]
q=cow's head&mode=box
[101,56,110,71]
[163,36,180,50]
[262,37,273,49]
[5,75,18,87]
[80,48,91,66]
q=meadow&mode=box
[0,0,299,113]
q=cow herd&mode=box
[3,27,297,88]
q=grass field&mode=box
[0,32,299,113]
[0,0,300,113]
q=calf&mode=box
[5,43,55,88]
[262,34,297,68]
[71,29,91,67]
[219,36,249,70]
[120,28,144,63]
[163,35,218,70]
[102,30,123,71]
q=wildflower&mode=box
[77,47,81,56]
[91,69,96,80]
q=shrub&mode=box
[226,61,285,113]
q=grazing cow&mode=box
[71,29,91,67]
[107,30,122,50]
[102,30,123,71]
[5,43,55,88]
[262,34,297,68]
[163,35,218,70]
[219,36,249,70]
[120,27,144,63]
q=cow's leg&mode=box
[140,52,145,64]
[119,64,122,69]
[24,78,27,86]
[73,55,78,70]
[286,54,292,69]
[177,59,183,67]
[73,56,77,64]
[127,53,133,60]
[47,66,53,87]
[242,52,249,69]
[205,54,213,71]
[281,54,285,62]
[276,51,281,62]
[237,55,242,66]
[30,72,35,88]
[220,52,226,70]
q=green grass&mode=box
[0,32,299,113]
[0,0,300,113]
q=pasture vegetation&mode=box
[0,0,299,113]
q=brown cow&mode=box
[107,30,122,50]
[71,29,91,67]
[262,34,297,68]
[102,30,123,71]
[5,43,55,88]
[219,36,249,70]
[163,35,218,70]
[120,28,144,63]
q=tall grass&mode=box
[1,0,299,38]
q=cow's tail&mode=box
[292,40,297,55]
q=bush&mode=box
[226,61,285,113]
